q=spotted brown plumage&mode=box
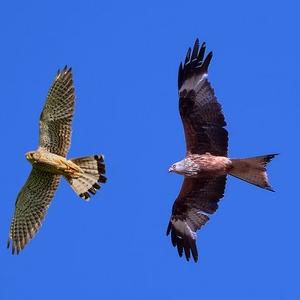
[39,66,74,157]
[8,67,107,254]
[167,39,277,262]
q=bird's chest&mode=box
[32,152,76,176]
[186,154,231,177]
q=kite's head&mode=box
[168,160,187,175]
[169,158,199,176]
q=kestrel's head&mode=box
[25,151,38,163]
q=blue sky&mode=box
[0,0,298,299]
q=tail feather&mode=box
[66,155,107,200]
[229,154,278,191]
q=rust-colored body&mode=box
[169,152,232,177]
[186,153,232,177]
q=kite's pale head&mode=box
[168,158,200,176]
[168,160,189,175]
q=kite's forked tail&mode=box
[229,154,278,191]
[66,155,107,200]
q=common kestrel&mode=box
[8,66,107,254]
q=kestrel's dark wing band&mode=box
[39,66,75,157]
[8,167,60,254]
[178,39,228,156]
[166,176,227,262]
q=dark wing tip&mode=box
[202,51,213,72]
[193,253,198,262]
[184,244,191,261]
[198,42,206,62]
[168,221,199,263]
[166,222,172,236]
[57,65,72,76]
[189,239,198,262]
[191,39,200,61]
[178,39,213,90]
[184,47,192,65]
[178,63,183,90]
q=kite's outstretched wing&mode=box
[8,168,60,254]
[167,176,226,262]
[178,39,228,156]
[39,66,75,157]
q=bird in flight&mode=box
[8,66,107,254]
[167,39,277,262]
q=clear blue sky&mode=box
[0,0,298,299]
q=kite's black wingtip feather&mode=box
[202,51,213,72]
[193,38,200,51]
[166,222,171,236]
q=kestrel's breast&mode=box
[32,150,82,177]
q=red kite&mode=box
[167,39,277,262]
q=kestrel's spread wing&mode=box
[8,168,60,253]
[39,66,75,157]
[8,67,74,253]
[178,39,228,156]
[167,176,226,262]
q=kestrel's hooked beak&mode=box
[25,152,35,161]
[168,167,173,173]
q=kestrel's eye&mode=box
[172,165,176,169]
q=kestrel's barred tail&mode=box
[229,154,278,191]
[67,155,107,200]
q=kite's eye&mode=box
[172,164,176,169]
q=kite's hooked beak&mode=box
[168,167,173,173]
